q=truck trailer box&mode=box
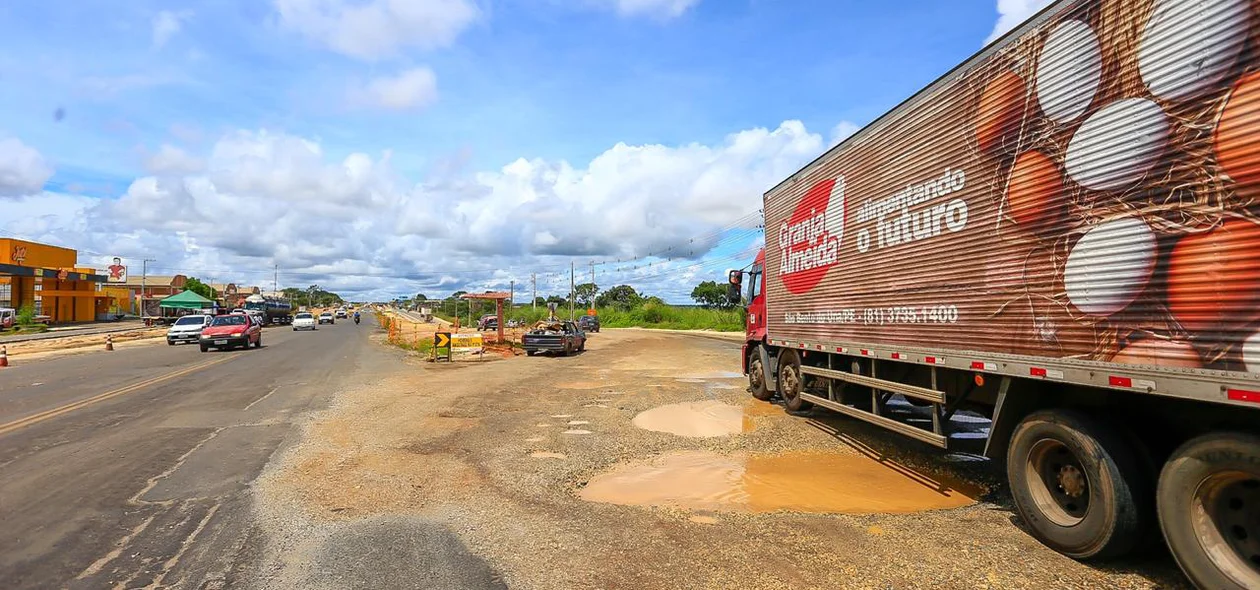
[762,0,1260,402]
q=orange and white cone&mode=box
[105,334,114,351]
[0,345,8,367]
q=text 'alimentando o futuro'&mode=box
[778,168,971,276]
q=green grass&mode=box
[504,304,744,332]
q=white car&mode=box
[292,312,317,331]
[318,312,335,325]
[167,314,212,345]
[335,309,348,319]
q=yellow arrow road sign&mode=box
[434,332,451,348]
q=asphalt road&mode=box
[0,316,500,589]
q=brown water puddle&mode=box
[632,400,747,437]
[579,450,983,514]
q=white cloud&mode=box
[13,120,832,301]
[144,144,206,175]
[829,121,860,147]
[273,0,479,60]
[985,0,1053,45]
[350,67,439,111]
[0,138,54,197]
[152,10,192,49]
[601,0,700,19]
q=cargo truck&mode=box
[243,294,293,326]
[727,1,1260,588]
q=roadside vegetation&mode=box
[402,282,744,333]
[10,304,49,333]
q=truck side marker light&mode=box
[891,352,905,360]
[1227,389,1260,404]
[1029,367,1065,379]
[925,356,943,365]
[1109,376,1157,391]
[974,374,985,387]
[971,361,996,371]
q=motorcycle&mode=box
[353,315,361,325]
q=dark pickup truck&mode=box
[522,320,586,356]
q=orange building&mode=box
[0,238,114,323]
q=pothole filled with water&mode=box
[579,450,983,514]
[632,400,748,437]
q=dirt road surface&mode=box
[250,328,1190,590]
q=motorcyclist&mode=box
[353,311,361,325]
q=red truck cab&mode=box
[730,249,768,395]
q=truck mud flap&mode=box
[761,345,777,393]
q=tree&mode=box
[596,285,642,309]
[574,283,598,307]
[184,277,216,300]
[544,295,567,306]
[691,280,734,309]
[414,293,427,302]
[533,296,547,307]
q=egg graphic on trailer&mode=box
[1036,20,1101,124]
[825,175,846,244]
[1138,0,1250,102]
[1065,98,1169,192]
[1244,330,1260,373]
[1064,217,1158,317]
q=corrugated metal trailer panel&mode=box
[763,0,1260,393]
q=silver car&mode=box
[166,314,212,345]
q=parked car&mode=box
[0,307,14,330]
[166,314,212,345]
[292,312,317,331]
[578,314,600,333]
[199,314,262,352]
[318,312,335,325]
[522,320,586,356]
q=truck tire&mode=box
[1157,432,1260,590]
[1006,409,1151,560]
[747,347,772,401]
[776,349,812,412]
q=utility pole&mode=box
[509,280,514,309]
[590,261,596,312]
[531,274,537,310]
[569,261,575,319]
[273,264,278,297]
[140,258,156,317]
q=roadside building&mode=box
[0,238,116,323]
[119,274,187,316]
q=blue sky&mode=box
[0,0,1049,301]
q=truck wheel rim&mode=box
[750,359,765,390]
[1026,438,1090,527]
[1191,472,1260,586]
[782,365,800,400]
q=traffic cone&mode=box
[105,334,114,351]
[0,345,8,367]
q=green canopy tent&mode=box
[158,290,216,310]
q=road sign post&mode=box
[434,332,452,362]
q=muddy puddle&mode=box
[579,450,983,514]
[632,400,747,437]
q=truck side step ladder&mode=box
[800,364,948,449]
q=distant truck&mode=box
[727,1,1260,588]
[243,294,293,326]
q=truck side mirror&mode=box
[727,270,743,304]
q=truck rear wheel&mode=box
[1157,432,1260,590]
[747,348,771,401]
[776,350,811,412]
[1007,409,1151,560]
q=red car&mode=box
[199,313,263,352]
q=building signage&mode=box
[451,333,484,353]
[11,245,27,265]
[107,257,128,283]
